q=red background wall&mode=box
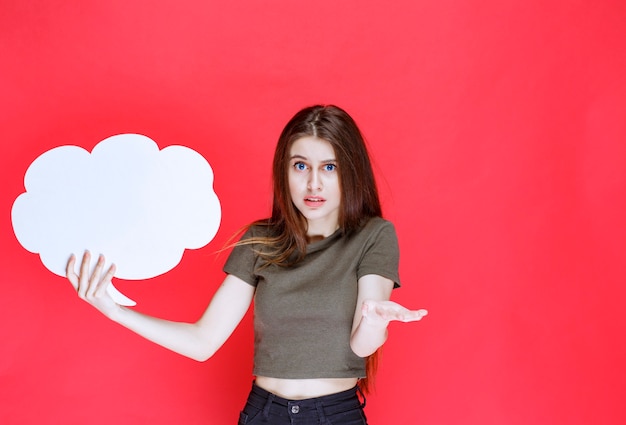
[2,1,625,423]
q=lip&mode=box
[303,196,326,207]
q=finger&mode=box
[94,263,117,298]
[361,300,373,316]
[400,309,428,322]
[66,254,78,289]
[374,303,402,317]
[77,250,91,298]
[364,305,395,327]
[86,254,106,298]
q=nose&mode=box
[307,170,322,191]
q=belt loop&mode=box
[315,400,329,424]
[263,393,275,419]
[356,386,367,409]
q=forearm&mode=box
[350,318,389,358]
[103,276,253,361]
[350,299,429,357]
[109,307,215,361]
[68,255,254,361]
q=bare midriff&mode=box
[254,376,359,400]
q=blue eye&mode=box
[324,164,336,171]
[294,162,307,171]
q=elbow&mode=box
[352,348,371,358]
[191,351,214,362]
[190,354,213,363]
[193,355,211,362]
[350,332,388,358]
[350,341,377,358]
[189,343,218,362]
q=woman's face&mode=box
[288,136,341,238]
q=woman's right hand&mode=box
[66,251,121,319]
[65,252,255,361]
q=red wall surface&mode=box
[2,1,625,424]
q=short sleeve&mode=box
[223,227,260,287]
[357,220,401,288]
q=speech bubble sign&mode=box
[11,134,221,306]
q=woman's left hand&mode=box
[361,299,428,327]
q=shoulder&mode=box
[224,220,274,286]
[364,216,395,229]
[238,220,275,240]
[345,216,399,252]
[353,217,401,286]
[359,216,398,238]
[359,217,400,254]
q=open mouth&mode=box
[304,197,326,207]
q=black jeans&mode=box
[238,382,368,424]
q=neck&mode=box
[305,221,339,241]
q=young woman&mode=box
[67,105,427,424]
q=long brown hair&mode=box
[250,104,384,392]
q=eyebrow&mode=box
[289,154,336,163]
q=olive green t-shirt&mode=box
[223,217,401,379]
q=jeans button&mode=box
[291,405,300,414]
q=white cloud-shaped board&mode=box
[11,134,221,306]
